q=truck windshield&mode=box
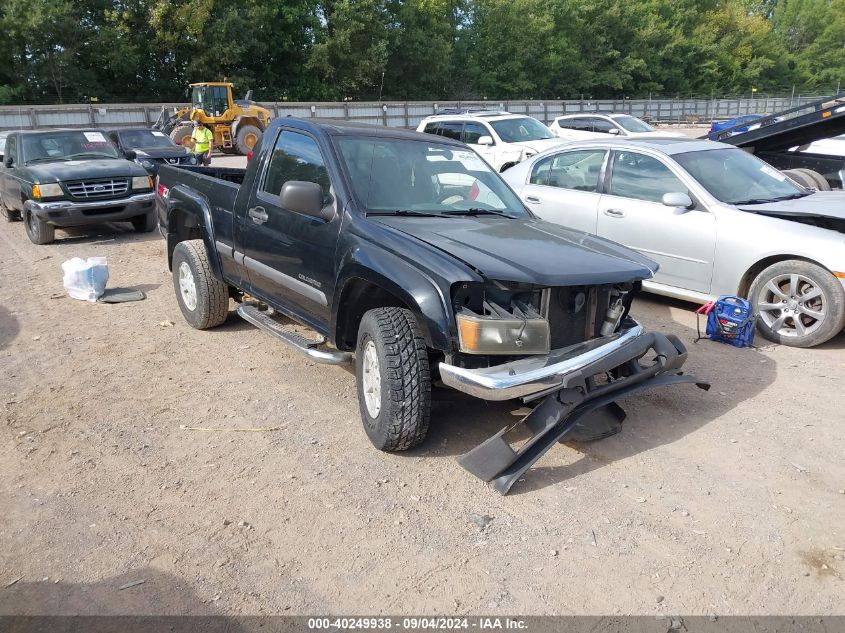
[22,131,120,163]
[336,137,529,217]
[489,117,555,143]
[118,130,177,150]
[674,148,807,205]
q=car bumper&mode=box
[439,320,688,401]
[26,193,155,227]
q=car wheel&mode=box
[355,307,431,451]
[749,260,845,347]
[171,240,230,329]
[131,211,156,233]
[169,123,194,149]
[24,209,55,245]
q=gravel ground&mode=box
[1,146,843,617]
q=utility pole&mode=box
[377,71,385,104]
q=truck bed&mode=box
[157,164,246,224]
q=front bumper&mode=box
[446,321,710,493]
[26,192,155,227]
[440,320,668,401]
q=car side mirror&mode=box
[662,192,694,210]
[4,156,13,168]
[124,150,137,161]
[608,128,621,135]
[280,181,332,220]
[476,135,494,146]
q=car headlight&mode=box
[132,175,153,190]
[31,183,64,199]
[457,307,550,355]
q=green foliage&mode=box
[0,0,841,104]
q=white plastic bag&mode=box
[62,257,109,302]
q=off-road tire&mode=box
[171,240,230,329]
[782,169,813,189]
[1,194,21,222]
[235,125,262,155]
[796,168,831,191]
[170,123,195,149]
[131,211,157,233]
[24,209,55,245]
[748,259,845,348]
[355,307,431,451]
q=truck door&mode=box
[1,135,22,210]
[237,128,340,328]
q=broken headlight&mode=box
[456,299,550,355]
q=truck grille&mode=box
[66,179,129,199]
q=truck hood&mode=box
[25,159,145,184]
[134,147,189,160]
[373,216,657,286]
[738,191,845,220]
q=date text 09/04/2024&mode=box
[307,617,528,630]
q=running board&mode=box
[236,305,353,365]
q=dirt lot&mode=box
[1,154,844,617]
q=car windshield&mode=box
[613,115,655,133]
[489,117,555,143]
[119,130,176,149]
[22,131,120,163]
[674,148,806,205]
[336,137,528,217]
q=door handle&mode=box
[525,196,541,203]
[248,206,268,224]
[603,208,625,218]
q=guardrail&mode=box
[0,96,832,131]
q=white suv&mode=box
[549,113,686,141]
[416,112,566,172]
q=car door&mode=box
[238,128,340,328]
[1,134,22,209]
[556,117,594,140]
[518,149,607,233]
[596,150,716,294]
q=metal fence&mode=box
[0,95,832,131]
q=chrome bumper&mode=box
[440,321,672,401]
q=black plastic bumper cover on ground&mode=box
[457,332,710,494]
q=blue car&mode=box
[709,114,769,136]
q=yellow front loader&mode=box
[153,82,272,155]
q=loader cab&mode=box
[191,83,232,119]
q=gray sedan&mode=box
[502,138,845,347]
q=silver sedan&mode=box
[501,138,845,347]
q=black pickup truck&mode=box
[0,129,156,243]
[156,118,707,493]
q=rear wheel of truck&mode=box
[235,125,261,155]
[355,307,431,451]
[24,209,55,245]
[171,240,230,329]
[749,259,845,348]
[131,211,156,233]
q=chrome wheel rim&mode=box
[178,262,198,311]
[362,340,381,418]
[757,273,826,338]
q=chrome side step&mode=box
[236,305,353,365]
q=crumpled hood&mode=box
[738,191,845,220]
[373,216,657,286]
[509,138,568,154]
[134,147,189,160]
[26,159,145,184]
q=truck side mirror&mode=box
[4,156,13,168]
[124,150,137,161]
[476,135,494,146]
[280,181,332,220]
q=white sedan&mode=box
[502,137,845,347]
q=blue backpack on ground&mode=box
[695,295,756,348]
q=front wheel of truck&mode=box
[24,209,55,245]
[171,240,230,329]
[355,307,431,451]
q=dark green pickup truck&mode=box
[0,129,157,244]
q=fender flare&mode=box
[332,245,466,352]
[164,186,224,282]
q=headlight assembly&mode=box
[457,300,550,355]
[132,175,153,190]
[31,183,64,199]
